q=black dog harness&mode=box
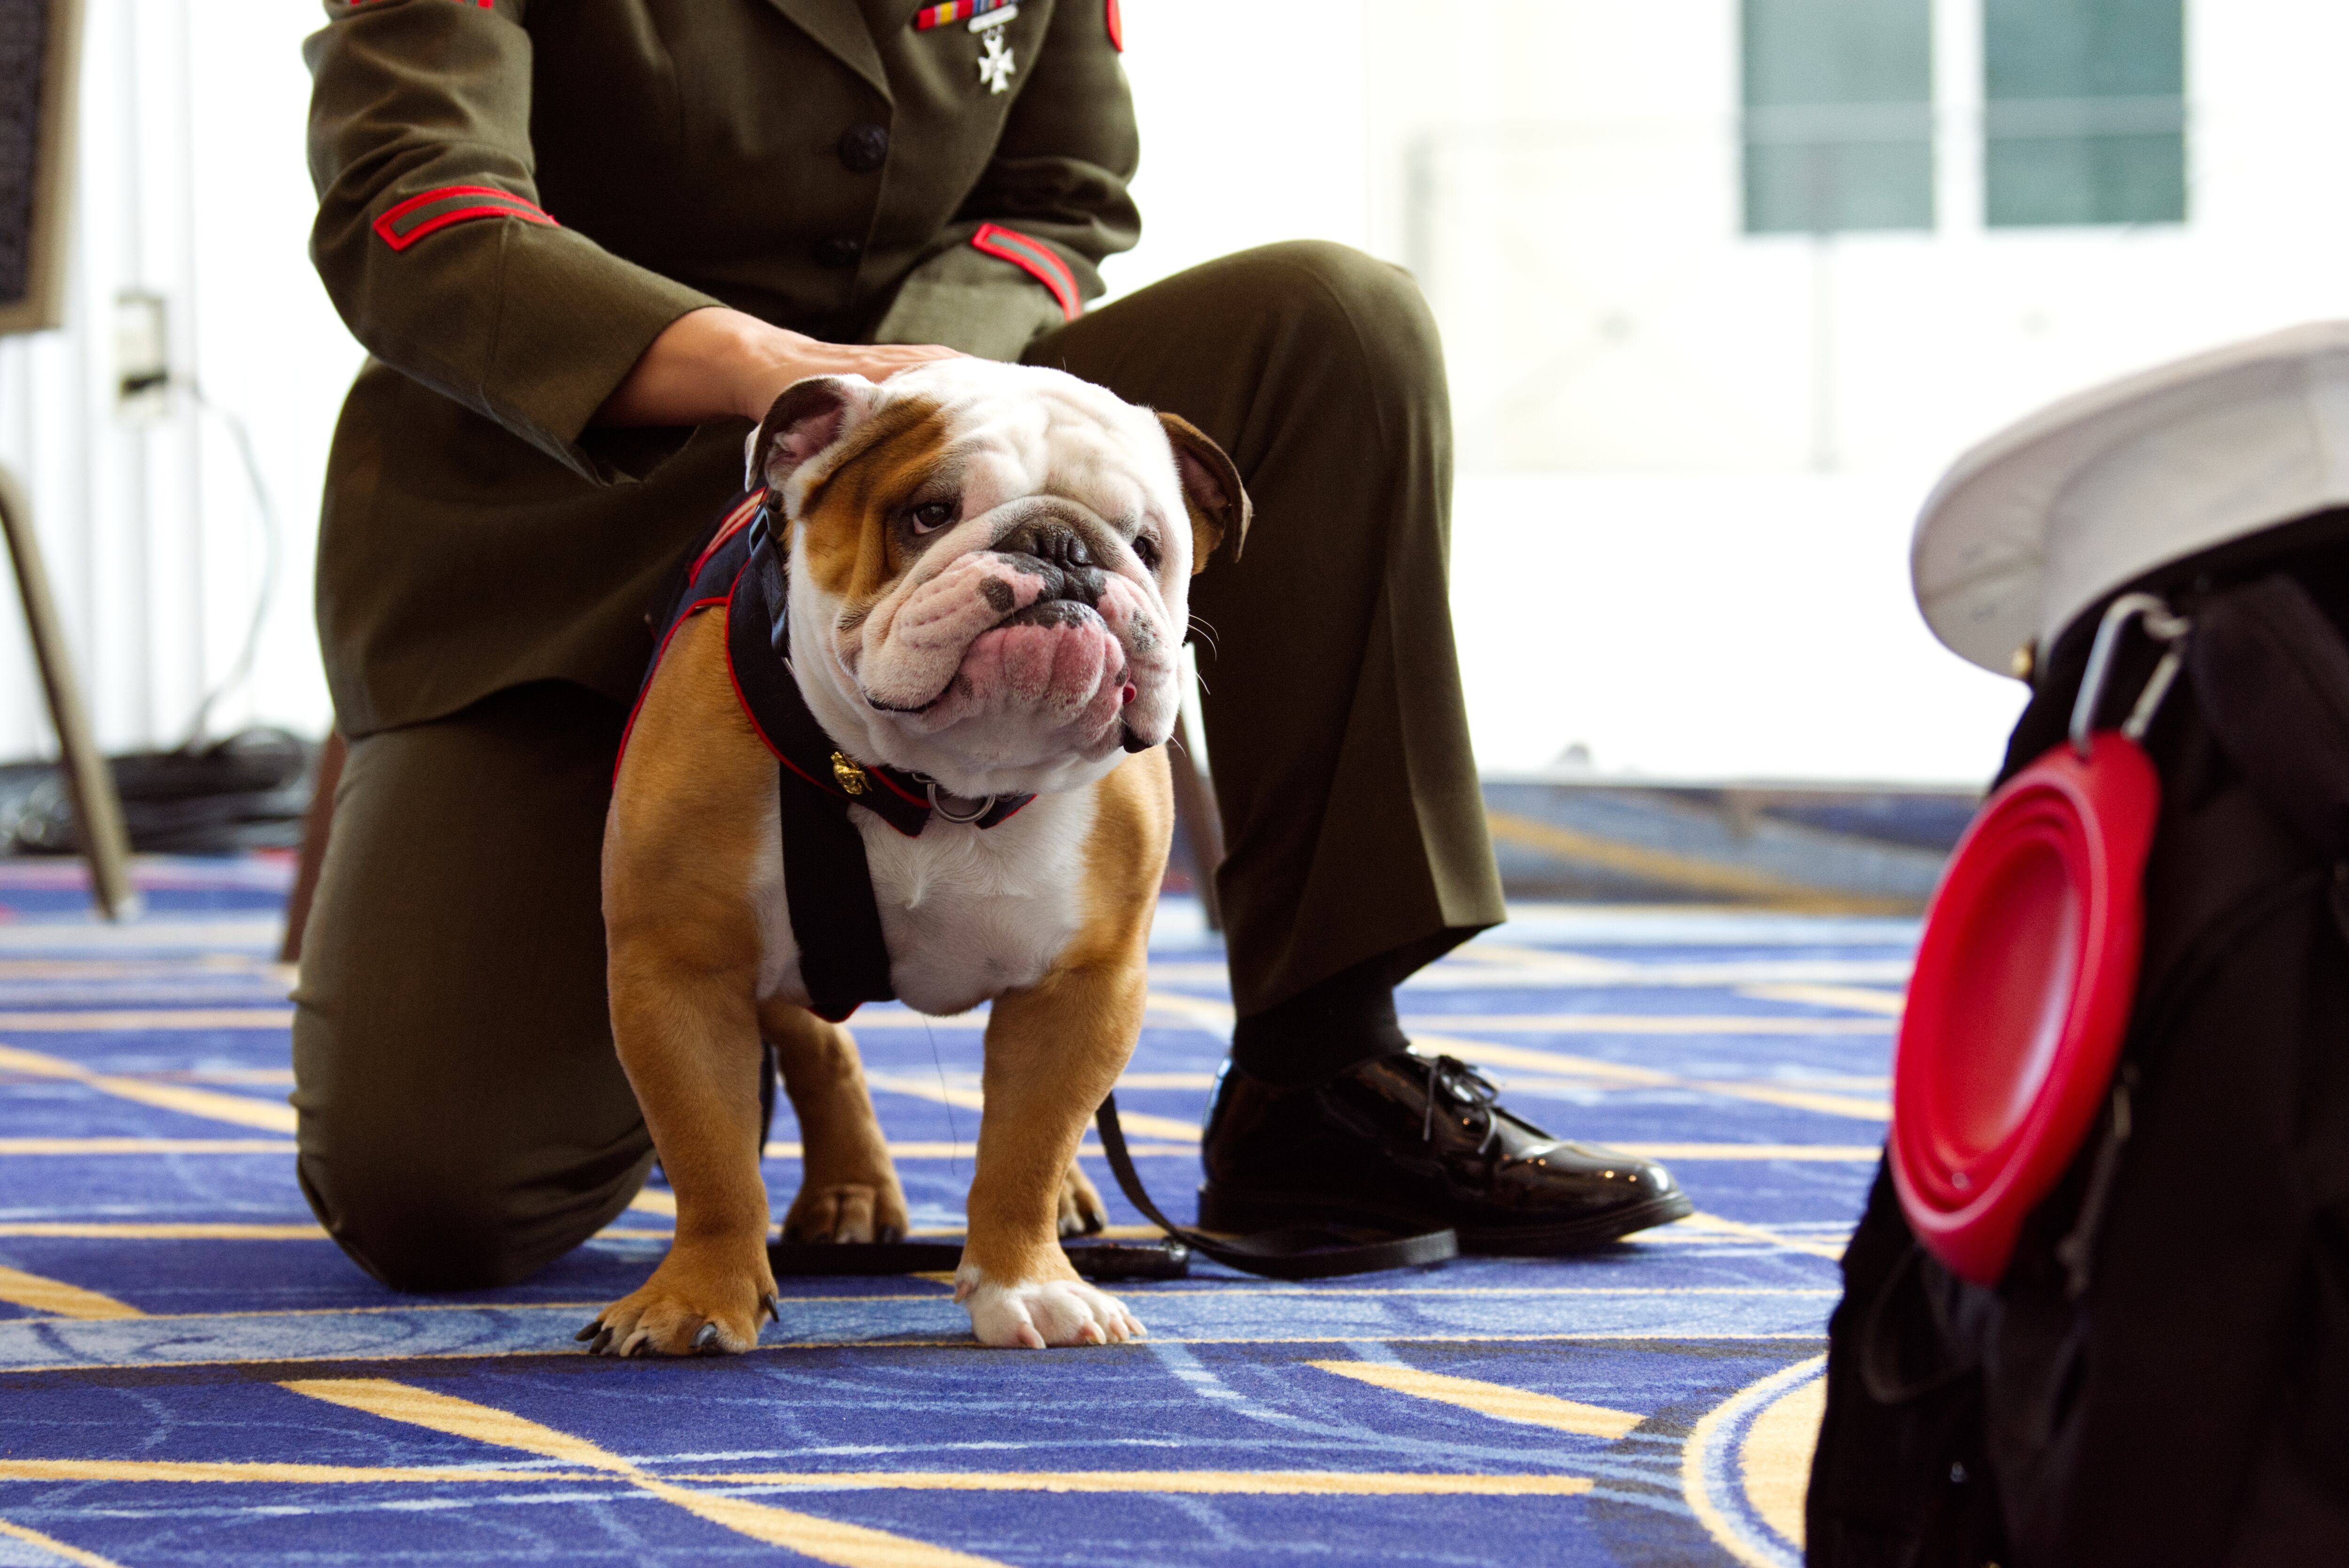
[622,489,1032,1022]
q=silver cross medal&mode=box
[973,5,1018,93]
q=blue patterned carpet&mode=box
[0,858,1909,1566]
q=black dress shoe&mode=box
[1197,1052,1694,1254]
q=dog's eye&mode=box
[908,500,957,536]
[1134,534,1162,571]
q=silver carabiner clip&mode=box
[917,774,996,825]
[2069,591,2193,759]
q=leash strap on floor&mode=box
[767,1235,1190,1282]
[1094,1093,1458,1280]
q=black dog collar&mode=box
[726,502,1033,836]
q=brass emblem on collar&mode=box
[831,752,870,795]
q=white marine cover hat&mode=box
[1913,320,2349,675]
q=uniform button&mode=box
[837,123,890,173]
[815,236,864,268]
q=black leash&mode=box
[766,1092,1455,1284]
[768,1234,1191,1283]
[1092,1093,1457,1280]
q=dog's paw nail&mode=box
[574,1321,603,1343]
[1015,1324,1046,1350]
[590,1327,614,1356]
[877,1224,904,1243]
[621,1334,649,1358]
[692,1323,720,1354]
[763,1292,783,1324]
[1076,1322,1105,1346]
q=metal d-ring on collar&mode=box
[2070,591,2195,758]
[913,772,997,825]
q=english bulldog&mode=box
[585,358,1246,1353]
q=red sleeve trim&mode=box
[1106,0,1123,50]
[971,222,1081,321]
[373,185,558,252]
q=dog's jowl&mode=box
[587,361,1247,1353]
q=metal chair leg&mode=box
[0,464,138,920]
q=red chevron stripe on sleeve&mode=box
[970,223,1081,321]
[372,186,559,252]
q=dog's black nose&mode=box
[996,520,1093,571]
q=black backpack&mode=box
[1807,512,2349,1568]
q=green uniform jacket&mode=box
[304,0,1140,738]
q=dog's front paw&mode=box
[579,1244,777,1359]
[783,1180,908,1244]
[1057,1163,1108,1237]
[954,1266,1144,1348]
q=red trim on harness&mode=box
[689,490,769,584]
[1105,0,1122,50]
[971,222,1080,321]
[720,603,910,810]
[373,186,557,252]
[614,593,728,783]
[723,613,834,804]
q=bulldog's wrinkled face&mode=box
[748,360,1249,799]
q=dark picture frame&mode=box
[0,0,83,336]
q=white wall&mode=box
[1107,1,1369,298]
[4,1,2336,789]
[0,0,354,759]
[1356,0,2349,779]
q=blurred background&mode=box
[1,0,2342,897]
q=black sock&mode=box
[1227,954,1410,1089]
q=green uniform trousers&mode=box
[291,242,1506,1290]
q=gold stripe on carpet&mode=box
[1307,1361,1643,1438]
[1482,811,1916,915]
[687,1469,1593,1496]
[1608,1143,1879,1161]
[0,1460,592,1484]
[0,1222,325,1240]
[282,1379,1009,1568]
[1410,1036,1891,1121]
[0,1515,127,1568]
[0,1265,145,1320]
[1397,1014,1891,1035]
[1736,983,1907,1016]
[1677,1212,1850,1261]
[863,1072,1201,1142]
[0,1138,296,1155]
[0,1010,294,1031]
[0,1043,296,1132]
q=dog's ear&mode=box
[745,375,878,492]
[1157,412,1250,574]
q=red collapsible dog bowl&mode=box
[1890,595,2182,1287]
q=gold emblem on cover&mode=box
[831,752,870,795]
